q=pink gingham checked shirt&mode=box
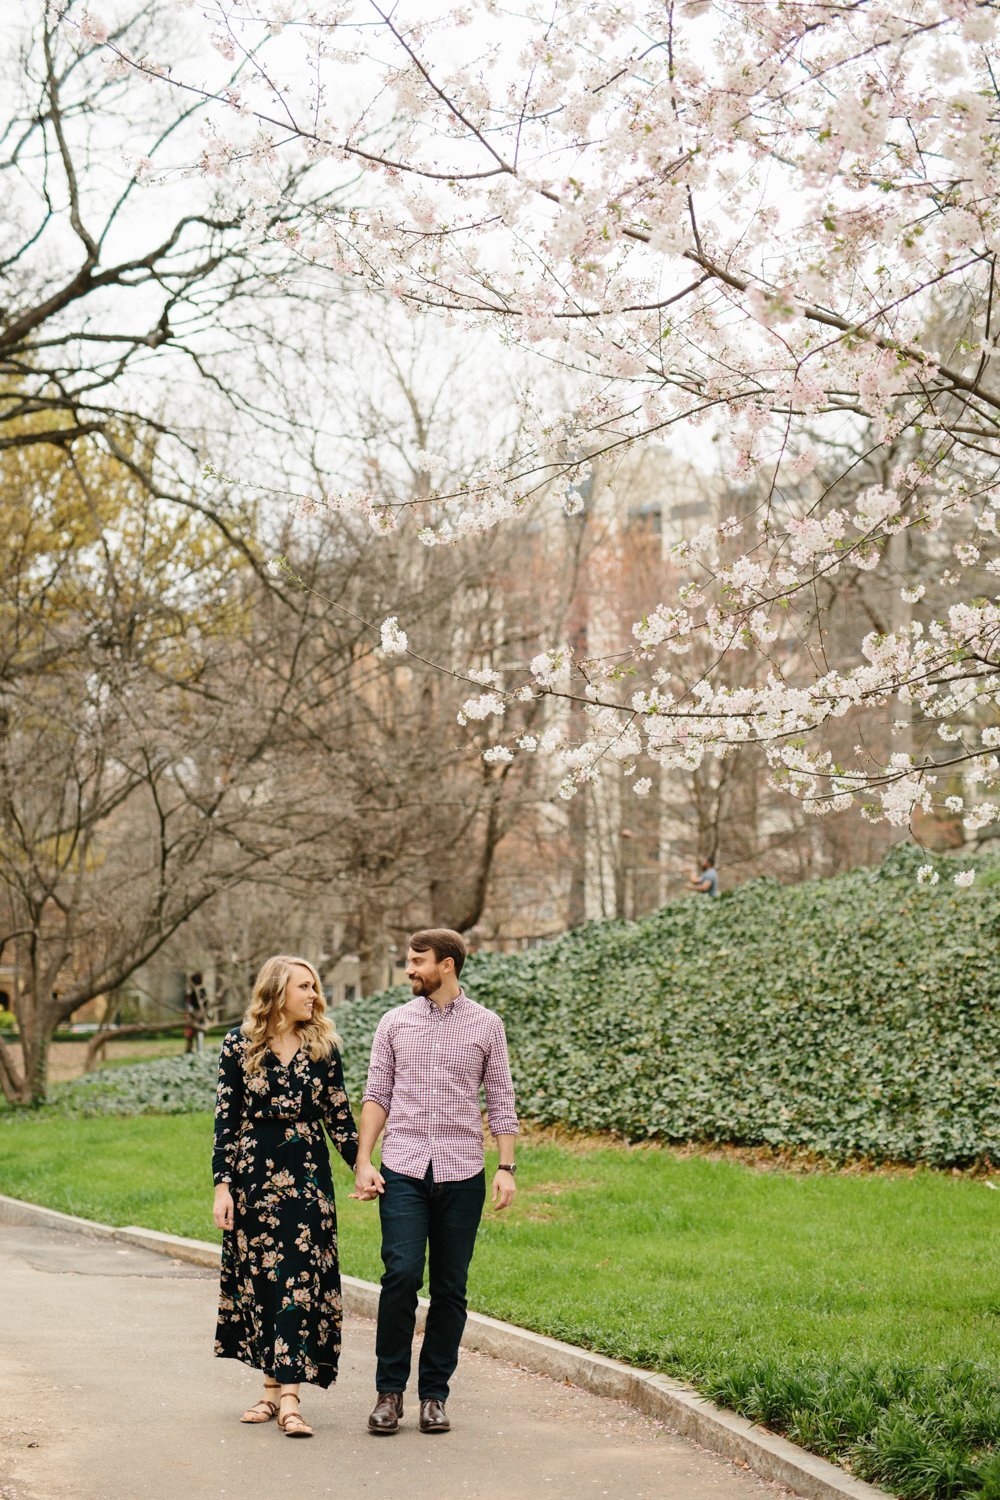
[362,990,519,1182]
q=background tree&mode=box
[111,0,1000,854]
[0,1,359,554]
[0,434,332,1103]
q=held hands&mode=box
[213,1183,234,1231]
[348,1160,514,1206]
[350,1161,385,1201]
[491,1170,516,1212]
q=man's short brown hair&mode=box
[408,928,467,978]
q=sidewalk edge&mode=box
[0,1193,889,1500]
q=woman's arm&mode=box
[212,1030,245,1187]
[212,1031,245,1232]
[323,1048,359,1171]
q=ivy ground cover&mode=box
[1,1110,997,1498]
[338,847,1000,1168]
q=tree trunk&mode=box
[357,905,390,997]
[888,526,912,766]
[567,785,588,927]
[0,1036,24,1105]
[5,1011,55,1105]
[444,785,508,933]
[25,1027,51,1104]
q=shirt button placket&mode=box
[429,1008,440,1169]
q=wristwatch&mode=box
[496,1163,517,1175]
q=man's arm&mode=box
[351,1015,394,1200]
[491,1132,517,1210]
[483,1017,519,1211]
[350,1100,388,1199]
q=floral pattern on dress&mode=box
[212,1026,358,1388]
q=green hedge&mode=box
[336,845,1000,1168]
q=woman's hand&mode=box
[350,1161,385,1201]
[213,1183,234,1230]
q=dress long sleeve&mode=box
[323,1048,359,1170]
[212,1028,246,1184]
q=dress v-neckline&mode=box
[267,1044,303,1069]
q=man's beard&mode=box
[410,972,439,996]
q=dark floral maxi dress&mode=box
[212,1027,359,1388]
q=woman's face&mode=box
[281,964,319,1028]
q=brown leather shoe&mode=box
[368,1392,403,1434]
[419,1398,450,1433]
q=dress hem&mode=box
[213,1349,339,1390]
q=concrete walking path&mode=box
[0,1220,790,1500]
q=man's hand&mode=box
[350,1161,386,1201]
[491,1170,516,1211]
[213,1183,234,1231]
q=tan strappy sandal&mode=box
[277,1391,313,1438]
[240,1382,280,1423]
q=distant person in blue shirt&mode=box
[688,857,719,897]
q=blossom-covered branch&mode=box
[67,0,1000,838]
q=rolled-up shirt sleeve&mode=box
[483,1016,519,1137]
[361,1014,396,1113]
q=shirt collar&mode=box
[423,987,467,1015]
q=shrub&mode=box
[337,846,1000,1167]
[44,1053,218,1117]
[707,1359,1000,1500]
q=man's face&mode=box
[406,946,447,997]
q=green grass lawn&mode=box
[2,1113,992,1372]
[2,1111,997,1497]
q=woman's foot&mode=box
[278,1391,313,1437]
[240,1382,280,1423]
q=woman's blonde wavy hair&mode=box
[241,955,342,1075]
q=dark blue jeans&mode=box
[375,1163,486,1401]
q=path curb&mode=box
[0,1193,889,1500]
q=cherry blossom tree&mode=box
[57,0,1000,865]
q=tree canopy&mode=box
[59,0,999,847]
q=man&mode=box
[687,856,720,897]
[352,927,518,1436]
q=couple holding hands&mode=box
[211,928,518,1438]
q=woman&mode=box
[212,955,358,1437]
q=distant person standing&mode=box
[183,971,208,1053]
[688,857,719,897]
